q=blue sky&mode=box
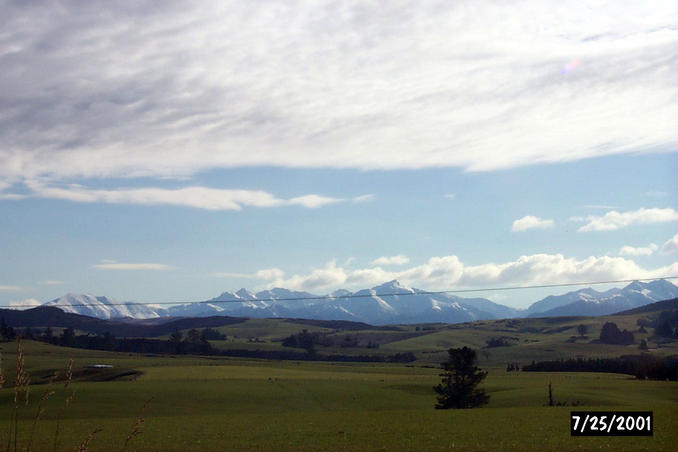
[1,1,677,309]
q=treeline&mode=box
[523,355,678,381]
[598,322,634,345]
[31,327,215,354]
[219,349,416,363]
[637,310,678,338]
[281,330,379,351]
[19,326,415,363]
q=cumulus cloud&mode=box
[0,1,676,185]
[93,261,175,271]
[371,255,410,266]
[458,254,675,287]
[19,182,343,211]
[577,207,678,232]
[269,261,349,291]
[512,215,555,232]
[237,253,677,293]
[663,233,678,254]
[8,298,41,310]
[618,243,658,256]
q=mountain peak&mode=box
[43,293,161,319]
[331,289,352,297]
[372,280,413,294]
[646,279,677,289]
[235,288,255,299]
[623,280,644,291]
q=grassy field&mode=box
[0,340,676,451]
[172,311,678,367]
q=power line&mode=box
[2,276,677,309]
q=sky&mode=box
[1,0,677,309]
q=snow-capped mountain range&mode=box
[43,293,164,320]
[525,279,678,317]
[38,279,678,325]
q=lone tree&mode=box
[434,347,490,409]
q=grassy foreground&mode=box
[0,341,676,451]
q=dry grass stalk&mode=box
[52,359,75,452]
[119,397,153,452]
[75,428,102,452]
[7,335,30,452]
[25,374,56,452]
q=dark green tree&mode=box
[638,339,648,351]
[297,329,316,355]
[577,324,587,336]
[434,347,490,409]
[169,328,183,344]
[61,327,75,346]
[187,329,201,344]
[44,326,54,342]
[654,319,674,338]
[0,317,15,341]
[169,327,184,353]
[599,322,634,345]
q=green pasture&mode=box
[166,312,678,367]
[0,341,676,451]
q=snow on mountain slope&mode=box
[38,279,678,324]
[44,293,165,319]
[527,280,678,317]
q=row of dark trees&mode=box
[35,327,214,354]
[598,322,635,345]
[0,317,17,341]
[281,330,379,353]
[20,325,415,363]
[218,348,415,363]
[652,310,678,338]
[485,336,518,348]
[523,355,678,381]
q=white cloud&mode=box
[0,1,676,184]
[371,255,410,266]
[457,254,675,287]
[512,215,555,232]
[93,261,175,271]
[584,204,617,210]
[38,280,65,286]
[8,298,41,310]
[288,194,341,209]
[212,272,258,279]
[269,261,349,291]
[618,243,658,257]
[444,193,456,200]
[241,253,678,292]
[578,207,678,232]
[646,191,667,197]
[256,268,286,281]
[0,285,24,291]
[662,233,678,254]
[21,182,342,211]
[353,194,376,203]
